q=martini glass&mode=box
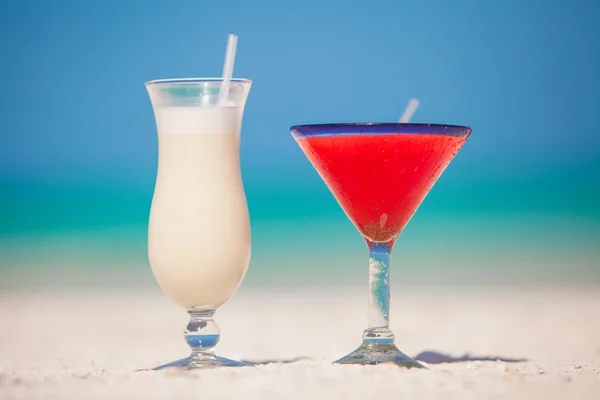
[291,123,471,368]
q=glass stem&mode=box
[363,240,395,344]
[185,309,220,360]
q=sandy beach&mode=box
[1,285,599,399]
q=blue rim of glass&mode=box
[290,123,471,139]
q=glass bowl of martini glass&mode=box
[291,123,471,368]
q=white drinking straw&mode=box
[399,98,420,123]
[218,34,238,105]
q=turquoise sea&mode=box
[2,166,598,288]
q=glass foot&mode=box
[335,342,426,369]
[153,355,251,370]
[147,310,252,371]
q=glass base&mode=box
[334,342,426,369]
[153,355,251,370]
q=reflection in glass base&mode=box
[334,342,426,369]
[153,355,251,370]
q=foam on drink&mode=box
[154,106,239,135]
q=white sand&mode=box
[1,285,599,399]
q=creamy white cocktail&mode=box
[149,106,250,310]
[146,74,252,370]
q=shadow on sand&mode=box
[140,353,527,369]
[244,353,528,366]
[414,351,528,364]
[242,356,313,366]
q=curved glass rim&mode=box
[145,78,252,86]
[291,123,471,138]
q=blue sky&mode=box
[1,0,598,181]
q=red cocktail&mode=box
[292,123,471,367]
